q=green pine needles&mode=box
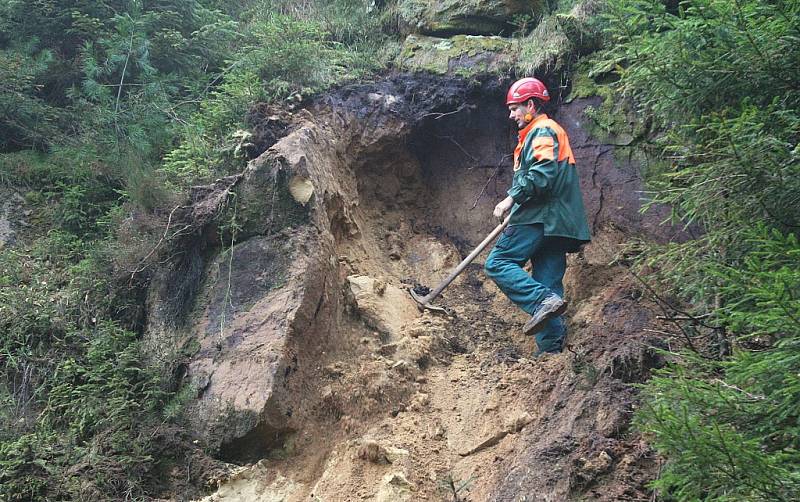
[598,0,800,499]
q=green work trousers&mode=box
[484,223,568,353]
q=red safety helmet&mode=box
[506,77,550,105]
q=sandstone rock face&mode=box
[184,231,328,454]
[398,0,543,36]
[514,0,604,76]
[146,75,482,456]
[346,275,420,336]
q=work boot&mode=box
[523,294,567,336]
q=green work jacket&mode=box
[507,114,591,249]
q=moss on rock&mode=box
[514,0,603,77]
[568,60,645,147]
[231,163,311,240]
[398,33,513,75]
[568,59,668,180]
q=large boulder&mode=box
[398,0,544,36]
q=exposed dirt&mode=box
[145,74,680,501]
[195,247,666,502]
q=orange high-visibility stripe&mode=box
[537,118,575,164]
[514,119,537,171]
[513,114,576,169]
[532,136,555,161]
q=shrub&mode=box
[0,2,394,499]
[160,9,384,185]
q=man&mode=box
[484,77,591,356]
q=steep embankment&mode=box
[142,71,685,500]
[133,2,692,499]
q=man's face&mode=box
[508,103,529,129]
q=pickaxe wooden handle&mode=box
[410,211,513,313]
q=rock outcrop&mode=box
[141,3,682,496]
[398,0,544,36]
[398,33,513,75]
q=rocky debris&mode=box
[385,447,411,465]
[504,410,534,433]
[347,275,419,336]
[159,69,682,501]
[398,0,542,36]
[199,469,300,502]
[457,409,534,457]
[398,34,513,75]
[400,233,461,285]
[357,439,391,464]
[409,391,430,411]
[375,472,414,502]
[357,439,410,465]
[579,450,613,475]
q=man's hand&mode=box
[493,196,515,219]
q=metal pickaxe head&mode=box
[408,287,448,314]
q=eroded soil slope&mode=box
[147,75,680,501]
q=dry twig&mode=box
[471,153,512,209]
[129,204,183,281]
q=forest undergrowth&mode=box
[596,0,800,499]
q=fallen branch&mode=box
[657,313,712,321]
[713,378,767,402]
